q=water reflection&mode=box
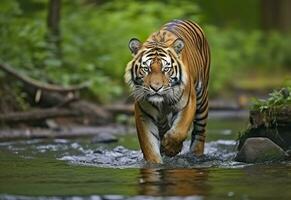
[138,168,210,196]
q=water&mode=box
[0,118,291,200]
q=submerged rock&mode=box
[235,137,286,163]
[91,133,118,143]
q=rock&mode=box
[102,195,124,200]
[91,132,118,144]
[235,137,286,163]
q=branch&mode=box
[0,101,112,125]
[0,125,126,140]
[0,63,88,93]
[0,108,79,124]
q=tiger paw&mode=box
[161,131,183,157]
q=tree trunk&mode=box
[47,0,62,58]
[261,0,291,32]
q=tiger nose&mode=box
[150,83,162,92]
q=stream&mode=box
[0,117,291,200]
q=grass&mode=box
[251,87,291,112]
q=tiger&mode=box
[124,19,210,163]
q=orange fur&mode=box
[125,20,210,163]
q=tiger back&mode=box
[125,19,210,163]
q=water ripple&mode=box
[58,140,244,169]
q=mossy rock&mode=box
[238,88,291,152]
[238,126,291,151]
[239,106,291,150]
[235,137,286,163]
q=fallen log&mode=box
[0,108,79,124]
[0,63,88,93]
[69,100,111,124]
[0,125,129,141]
[0,101,111,126]
[0,63,112,124]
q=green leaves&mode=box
[206,27,291,96]
[252,87,291,111]
[1,0,290,102]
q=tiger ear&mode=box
[129,38,141,55]
[172,38,184,55]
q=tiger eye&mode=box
[164,67,171,72]
[142,67,149,72]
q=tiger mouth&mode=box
[147,93,164,103]
[148,93,163,97]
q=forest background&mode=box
[0,0,290,114]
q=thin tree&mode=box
[47,0,62,58]
[261,0,291,32]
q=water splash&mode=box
[0,137,245,169]
[60,145,143,168]
[58,140,244,168]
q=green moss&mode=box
[251,87,291,112]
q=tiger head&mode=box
[125,37,188,104]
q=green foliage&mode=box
[251,87,291,111]
[0,0,291,102]
[0,0,201,102]
[206,27,291,94]
[59,0,201,101]
[198,0,260,29]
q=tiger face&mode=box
[125,38,187,104]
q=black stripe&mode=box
[195,112,208,121]
[186,20,204,36]
[150,130,160,141]
[171,111,178,122]
[196,85,203,97]
[193,129,204,135]
[138,103,156,123]
[181,21,202,50]
[195,124,205,131]
[168,88,184,106]
[195,121,206,127]
[173,65,178,78]
[196,102,208,114]
[197,93,208,109]
[133,77,142,85]
[196,94,203,105]
[130,63,135,82]
[177,62,182,84]
[149,101,160,112]
[176,89,184,102]
[145,53,156,58]
[134,61,139,79]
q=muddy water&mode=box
[0,118,291,200]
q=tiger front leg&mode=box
[190,103,208,156]
[135,103,162,164]
[161,95,196,157]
